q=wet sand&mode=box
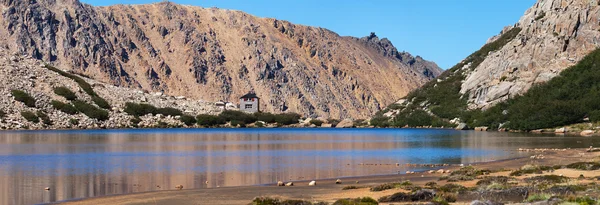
[55,148,600,205]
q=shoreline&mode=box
[55,148,599,205]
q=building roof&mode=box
[240,92,259,99]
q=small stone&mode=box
[335,179,342,184]
[277,181,284,186]
[285,182,294,186]
[175,185,183,190]
[44,187,50,191]
[308,181,316,186]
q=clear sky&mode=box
[80,0,536,69]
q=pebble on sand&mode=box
[309,181,316,186]
[176,185,183,190]
[335,179,342,184]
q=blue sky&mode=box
[81,0,536,69]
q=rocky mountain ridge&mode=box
[462,0,600,109]
[0,0,441,119]
[377,0,600,129]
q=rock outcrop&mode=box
[461,0,600,109]
[0,0,441,119]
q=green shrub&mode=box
[566,162,600,170]
[53,87,77,101]
[255,121,264,127]
[21,111,39,123]
[370,115,390,127]
[36,111,52,125]
[437,183,467,193]
[157,107,182,116]
[589,110,600,122]
[51,100,79,115]
[130,117,142,126]
[124,102,157,116]
[92,96,111,109]
[275,113,301,125]
[328,119,340,127]
[179,115,196,126]
[46,65,97,96]
[69,118,79,125]
[154,121,170,128]
[309,119,324,126]
[250,197,326,205]
[230,120,246,127]
[196,114,225,127]
[11,90,36,107]
[525,193,552,202]
[255,112,276,123]
[73,100,109,121]
[219,110,257,124]
[333,197,378,205]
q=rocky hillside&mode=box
[0,49,221,130]
[0,0,441,119]
[377,0,600,129]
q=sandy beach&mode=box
[55,148,600,205]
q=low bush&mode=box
[525,193,552,203]
[92,96,111,109]
[510,165,553,176]
[51,100,79,115]
[179,115,196,126]
[566,162,600,170]
[370,115,391,127]
[230,120,246,127]
[219,110,257,124]
[524,175,569,184]
[275,113,301,125]
[342,186,360,190]
[53,87,78,101]
[69,118,79,125]
[590,110,600,122]
[130,117,142,126]
[73,100,109,121]
[196,114,225,127]
[250,197,326,205]
[254,112,276,123]
[333,197,378,205]
[46,65,97,96]
[36,111,52,125]
[11,90,36,107]
[21,111,39,123]
[124,102,158,117]
[309,119,324,126]
[157,107,182,116]
[437,183,467,193]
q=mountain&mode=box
[0,0,441,119]
[376,0,600,129]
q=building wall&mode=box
[239,98,259,113]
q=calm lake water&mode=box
[1,128,599,205]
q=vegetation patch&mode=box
[332,197,378,205]
[249,197,326,205]
[11,90,36,107]
[525,193,552,203]
[342,185,361,190]
[437,183,467,193]
[53,87,77,101]
[196,114,226,127]
[524,175,569,184]
[566,162,600,170]
[73,100,109,121]
[309,119,324,126]
[510,165,553,176]
[92,96,111,109]
[69,118,79,125]
[378,190,435,202]
[36,111,52,125]
[51,100,79,115]
[370,181,415,192]
[179,115,196,126]
[446,166,490,181]
[46,65,97,96]
[21,111,39,123]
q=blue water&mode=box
[0,128,598,205]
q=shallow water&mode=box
[0,128,598,204]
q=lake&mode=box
[0,128,598,205]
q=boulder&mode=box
[336,119,354,128]
[321,123,333,128]
[455,123,468,130]
[308,181,316,186]
[277,181,284,186]
[335,179,342,184]
[555,127,567,133]
[581,130,594,136]
[285,182,294,186]
[474,127,488,131]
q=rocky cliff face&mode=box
[461,0,600,109]
[0,0,441,119]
